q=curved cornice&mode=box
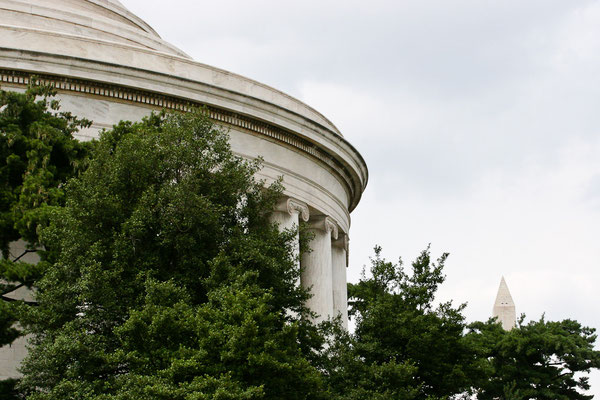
[0,0,368,211]
[0,0,355,139]
[0,63,368,211]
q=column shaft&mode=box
[269,198,309,273]
[332,235,348,329]
[270,209,300,268]
[301,217,337,324]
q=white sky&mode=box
[123,0,600,394]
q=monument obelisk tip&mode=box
[493,276,516,330]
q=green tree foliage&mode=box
[19,110,327,399]
[467,315,600,400]
[4,85,600,400]
[325,246,476,400]
[322,326,419,400]
[0,82,92,385]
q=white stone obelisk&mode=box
[493,276,516,330]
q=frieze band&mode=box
[0,69,356,205]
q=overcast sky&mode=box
[124,0,600,393]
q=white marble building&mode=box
[0,0,368,379]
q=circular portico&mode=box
[0,0,368,377]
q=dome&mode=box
[0,0,190,57]
[0,0,367,213]
[0,0,346,137]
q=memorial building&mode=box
[0,0,368,378]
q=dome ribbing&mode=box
[0,0,190,58]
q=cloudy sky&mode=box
[124,0,600,393]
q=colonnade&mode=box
[270,198,348,329]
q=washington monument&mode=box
[493,277,516,330]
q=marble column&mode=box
[332,233,348,329]
[269,198,309,270]
[301,216,338,323]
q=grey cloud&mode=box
[127,1,594,96]
[121,1,600,394]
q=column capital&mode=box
[274,197,310,222]
[309,216,339,240]
[332,232,349,251]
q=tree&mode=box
[19,110,327,399]
[322,325,419,400]
[467,315,600,400]
[0,82,93,398]
[6,86,600,399]
[324,246,477,400]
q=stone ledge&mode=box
[0,69,360,208]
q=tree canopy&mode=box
[0,83,92,261]
[1,84,599,400]
[324,245,476,400]
[0,83,93,398]
[466,315,600,400]
[323,245,600,400]
[18,109,326,399]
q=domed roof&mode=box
[1,0,358,139]
[0,0,367,215]
[0,0,190,58]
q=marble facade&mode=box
[0,0,368,379]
